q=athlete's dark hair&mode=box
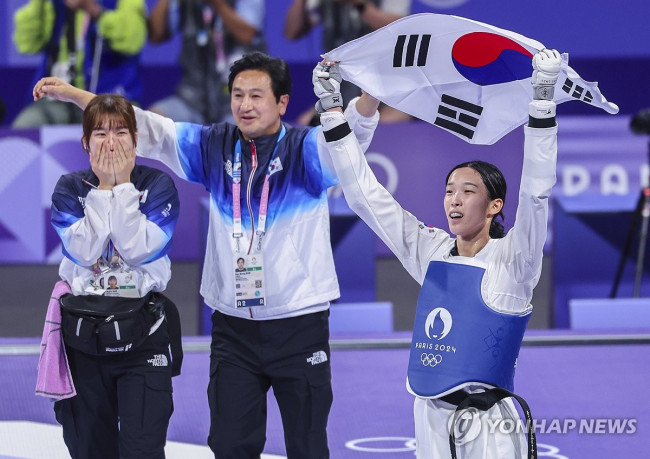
[446,160,507,239]
[228,52,292,102]
[81,94,137,150]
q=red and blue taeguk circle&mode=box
[451,32,534,86]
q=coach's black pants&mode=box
[207,310,333,459]
[54,322,173,459]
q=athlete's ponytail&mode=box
[489,219,505,239]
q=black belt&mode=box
[442,388,537,459]
[440,390,469,406]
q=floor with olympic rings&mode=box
[1,329,648,458]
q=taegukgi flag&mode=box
[323,13,619,145]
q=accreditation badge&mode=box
[233,253,266,307]
[102,271,139,298]
[86,271,139,298]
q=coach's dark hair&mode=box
[228,52,292,102]
[446,160,507,239]
[81,94,137,150]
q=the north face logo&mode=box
[306,350,328,366]
[147,354,168,367]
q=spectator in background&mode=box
[11,0,147,128]
[147,0,266,124]
[284,0,412,124]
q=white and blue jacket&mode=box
[51,165,179,297]
[133,100,379,319]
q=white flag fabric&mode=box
[323,13,619,145]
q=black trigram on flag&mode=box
[393,34,431,67]
[434,94,484,140]
[561,78,593,104]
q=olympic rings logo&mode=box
[345,437,416,453]
[344,435,566,456]
[420,353,443,367]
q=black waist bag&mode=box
[59,292,163,355]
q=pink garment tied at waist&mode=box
[35,280,76,400]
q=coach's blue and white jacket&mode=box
[134,100,379,319]
[51,165,180,297]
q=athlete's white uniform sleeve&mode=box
[320,111,447,284]
[110,183,170,266]
[342,96,381,150]
[61,189,112,266]
[316,97,380,179]
[479,123,558,314]
[509,125,558,284]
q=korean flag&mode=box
[323,13,619,145]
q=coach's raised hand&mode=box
[33,76,95,110]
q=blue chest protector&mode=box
[407,261,530,398]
